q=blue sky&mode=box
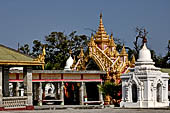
[0,0,170,56]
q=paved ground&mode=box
[1,108,170,113]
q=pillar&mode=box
[55,83,60,99]
[60,82,64,105]
[57,83,61,100]
[38,82,42,106]
[16,82,20,96]
[23,66,34,110]
[0,66,4,110]
[99,82,103,105]
[3,66,9,97]
[79,82,84,105]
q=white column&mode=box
[164,80,169,101]
[99,82,103,105]
[0,66,3,108]
[16,82,20,96]
[60,82,64,105]
[138,87,141,101]
[57,83,61,99]
[128,85,132,102]
[79,82,84,105]
[38,82,42,106]
[54,83,58,99]
[23,66,33,106]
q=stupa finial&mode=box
[120,44,128,56]
[100,12,102,19]
[142,36,147,44]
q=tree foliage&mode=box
[19,44,30,55]
[19,31,89,70]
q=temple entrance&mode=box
[157,83,162,102]
[132,84,137,102]
[86,82,99,101]
[64,82,80,105]
[86,59,100,70]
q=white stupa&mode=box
[137,43,153,62]
[64,51,74,70]
[120,42,169,108]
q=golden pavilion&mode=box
[71,13,135,83]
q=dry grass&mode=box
[161,68,170,76]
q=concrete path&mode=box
[1,107,170,113]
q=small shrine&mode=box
[120,38,169,108]
[71,13,135,83]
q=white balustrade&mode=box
[3,96,27,108]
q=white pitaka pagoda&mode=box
[64,50,74,70]
[120,39,169,108]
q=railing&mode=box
[3,96,27,108]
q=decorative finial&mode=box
[100,13,102,19]
[89,35,96,47]
[142,28,148,45]
[43,45,46,56]
[78,47,84,59]
[120,44,128,56]
[130,54,136,67]
[111,32,113,38]
[91,33,93,37]
[143,36,147,44]
[109,33,116,47]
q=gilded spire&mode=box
[88,35,96,47]
[109,33,116,47]
[43,45,46,56]
[131,54,136,65]
[115,50,119,57]
[99,13,104,31]
[100,13,102,19]
[94,13,109,41]
[78,48,84,59]
[120,45,128,56]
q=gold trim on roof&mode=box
[120,45,128,56]
[78,48,84,59]
[88,35,96,47]
[130,54,136,67]
[109,33,116,47]
[94,13,109,43]
[0,60,44,66]
[34,46,46,69]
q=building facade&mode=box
[9,70,106,106]
[120,43,169,108]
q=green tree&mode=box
[19,31,89,70]
[44,31,89,70]
[19,44,30,55]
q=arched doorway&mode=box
[86,59,100,70]
[157,83,162,102]
[132,84,137,102]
